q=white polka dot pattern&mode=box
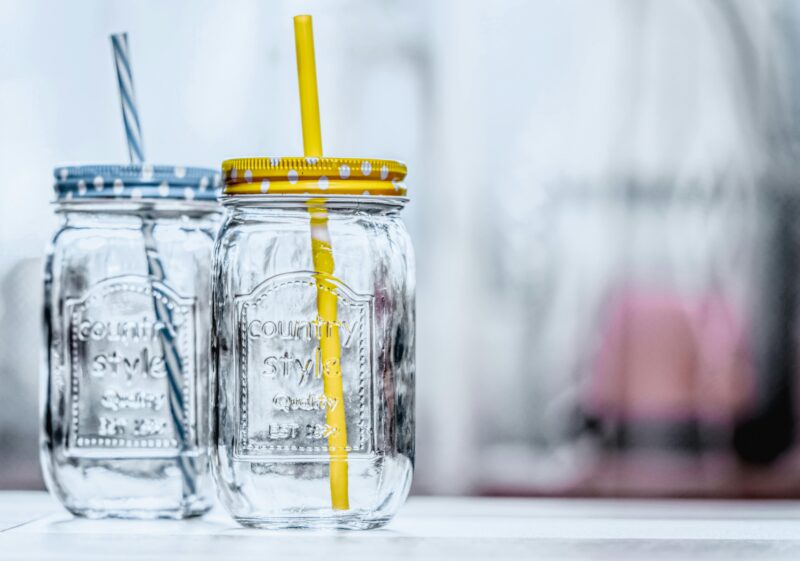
[54,165,221,201]
[218,157,408,196]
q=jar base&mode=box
[65,503,211,520]
[233,514,392,531]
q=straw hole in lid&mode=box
[141,163,154,181]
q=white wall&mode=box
[0,0,794,494]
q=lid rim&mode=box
[53,198,220,208]
[220,193,409,209]
[221,156,408,197]
[53,164,222,202]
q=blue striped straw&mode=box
[110,33,196,500]
[111,33,145,164]
[142,220,196,496]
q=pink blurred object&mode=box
[588,289,755,424]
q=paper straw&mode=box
[141,220,196,497]
[110,33,195,499]
[294,16,323,157]
[110,33,145,164]
[294,14,350,511]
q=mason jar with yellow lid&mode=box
[211,156,415,529]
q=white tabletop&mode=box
[2,492,800,560]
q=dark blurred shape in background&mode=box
[0,260,42,489]
[474,0,800,498]
[5,0,800,498]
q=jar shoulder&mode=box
[49,218,217,250]
[213,211,414,285]
[215,209,412,245]
[47,219,217,301]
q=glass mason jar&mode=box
[42,164,220,518]
[211,157,415,529]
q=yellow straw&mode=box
[294,14,349,511]
[294,15,323,157]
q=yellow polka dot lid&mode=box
[222,157,407,196]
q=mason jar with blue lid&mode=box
[42,163,220,519]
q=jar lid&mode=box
[53,164,221,202]
[221,157,407,196]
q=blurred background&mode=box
[4,0,800,497]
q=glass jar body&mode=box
[42,202,219,519]
[211,197,415,529]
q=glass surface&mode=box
[211,196,415,529]
[42,201,218,518]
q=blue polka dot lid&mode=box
[53,164,221,202]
